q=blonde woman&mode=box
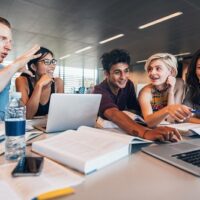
[138,53,191,128]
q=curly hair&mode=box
[186,49,200,105]
[101,49,130,72]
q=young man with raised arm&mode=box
[0,16,40,120]
[94,49,181,142]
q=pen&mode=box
[32,187,74,200]
[191,110,200,114]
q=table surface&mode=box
[1,132,200,200]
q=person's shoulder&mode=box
[140,84,152,93]
[175,78,184,85]
[54,77,63,83]
[138,84,152,99]
[127,79,134,86]
[174,78,185,90]
[16,75,28,83]
[15,75,29,90]
[94,80,106,90]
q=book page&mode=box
[0,158,84,200]
[189,127,200,135]
[78,126,152,144]
[160,123,200,134]
[33,130,129,160]
[160,122,200,136]
[32,129,130,173]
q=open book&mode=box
[161,123,200,136]
[32,126,152,174]
[0,158,84,200]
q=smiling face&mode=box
[0,23,12,63]
[196,58,200,82]
[106,63,129,92]
[147,59,172,87]
[33,53,56,77]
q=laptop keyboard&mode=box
[173,150,200,167]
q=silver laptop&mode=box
[34,93,102,133]
[142,139,200,176]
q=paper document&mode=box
[0,158,84,200]
[161,123,200,136]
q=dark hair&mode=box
[0,17,11,28]
[27,47,54,75]
[186,49,200,105]
[101,49,131,72]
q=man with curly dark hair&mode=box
[94,49,182,142]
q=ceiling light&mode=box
[174,52,190,57]
[99,34,124,44]
[136,52,190,64]
[138,12,183,29]
[136,60,147,64]
[75,46,92,54]
[59,54,71,60]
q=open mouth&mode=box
[150,76,160,81]
[1,53,8,58]
[119,80,127,84]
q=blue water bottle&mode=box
[5,92,26,160]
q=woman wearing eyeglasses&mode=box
[16,47,64,119]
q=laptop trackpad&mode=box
[169,143,199,151]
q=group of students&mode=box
[0,16,200,143]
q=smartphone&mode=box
[12,156,44,177]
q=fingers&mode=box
[25,45,41,60]
[26,44,40,56]
[161,128,181,142]
[149,126,182,142]
[172,128,182,140]
[32,53,42,60]
[166,76,176,87]
[155,135,165,142]
[168,105,192,121]
[170,111,187,122]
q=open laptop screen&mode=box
[35,94,102,133]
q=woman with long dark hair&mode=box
[16,47,64,119]
[183,49,200,123]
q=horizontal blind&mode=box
[58,63,97,93]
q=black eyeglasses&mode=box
[38,59,57,65]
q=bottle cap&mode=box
[10,92,22,99]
